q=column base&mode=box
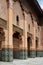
[2,48,13,62]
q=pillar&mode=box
[0,0,13,62]
[23,12,27,59]
[8,0,13,61]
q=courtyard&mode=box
[0,57,43,65]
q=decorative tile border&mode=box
[28,50,43,58]
[0,49,43,62]
[13,50,27,59]
[2,48,13,62]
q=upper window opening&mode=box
[28,24,30,32]
[16,15,19,25]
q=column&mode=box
[23,12,27,59]
[8,0,13,61]
[2,0,13,62]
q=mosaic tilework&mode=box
[2,49,13,62]
[30,51,36,58]
[36,51,43,57]
[13,50,27,59]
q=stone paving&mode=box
[0,57,43,65]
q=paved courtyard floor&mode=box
[0,57,43,65]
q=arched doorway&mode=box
[13,31,22,59]
[27,37,32,57]
[0,27,5,61]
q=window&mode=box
[16,15,19,25]
[28,24,30,31]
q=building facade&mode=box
[0,0,43,62]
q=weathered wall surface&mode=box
[0,0,8,21]
[13,1,24,29]
[0,0,42,59]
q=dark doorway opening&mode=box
[36,38,38,57]
[27,37,31,57]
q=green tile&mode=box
[2,49,13,62]
[13,50,27,59]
